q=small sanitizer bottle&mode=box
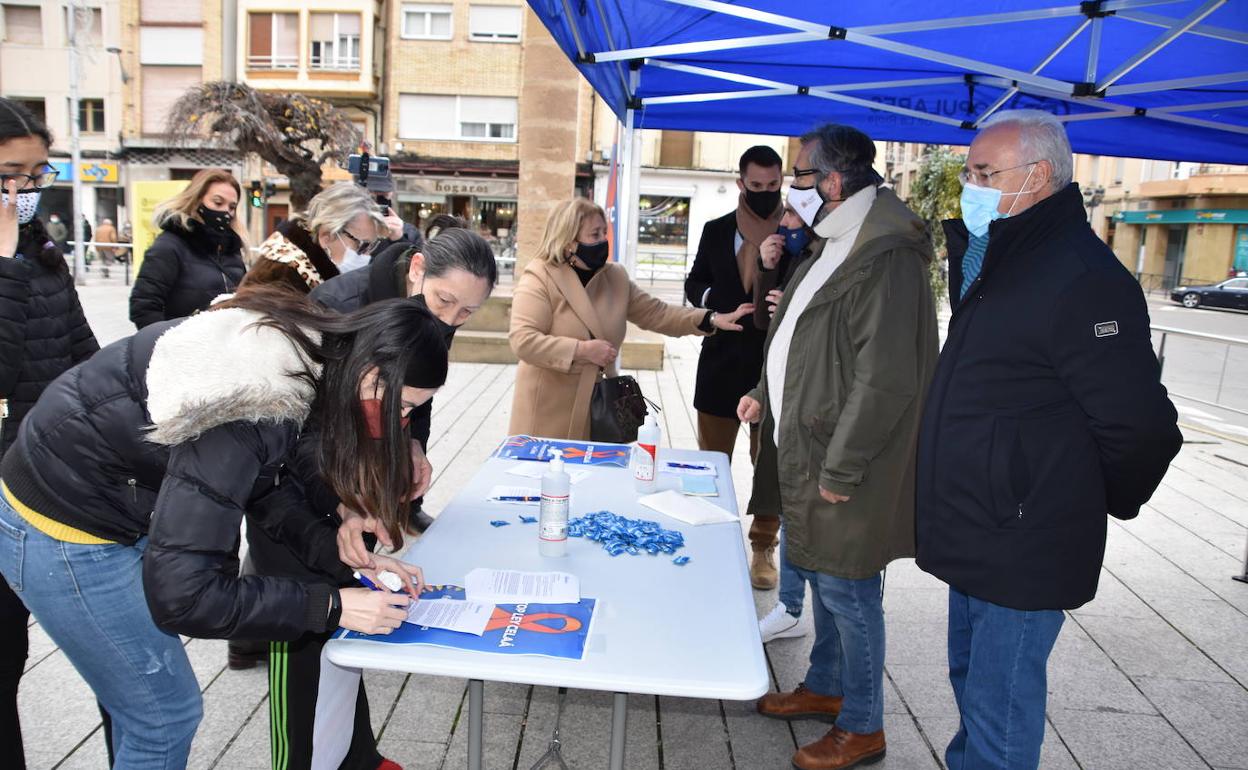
[633,413,661,493]
[539,449,570,557]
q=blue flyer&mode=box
[335,585,597,660]
[494,435,631,468]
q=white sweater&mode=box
[766,185,877,446]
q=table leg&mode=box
[609,692,628,770]
[468,679,484,770]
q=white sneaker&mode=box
[759,602,808,643]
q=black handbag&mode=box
[589,372,658,443]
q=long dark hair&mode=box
[422,227,499,287]
[215,284,449,546]
[0,97,64,273]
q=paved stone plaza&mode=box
[16,277,1248,769]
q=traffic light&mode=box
[249,181,263,209]
[264,182,277,198]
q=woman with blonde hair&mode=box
[244,183,388,294]
[129,168,248,329]
[509,198,752,439]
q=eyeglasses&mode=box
[340,228,378,255]
[792,166,820,178]
[958,161,1039,189]
[1,166,59,191]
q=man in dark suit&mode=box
[685,145,783,588]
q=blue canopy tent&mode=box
[526,0,1248,272]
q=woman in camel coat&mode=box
[509,198,752,439]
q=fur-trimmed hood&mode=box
[145,307,322,445]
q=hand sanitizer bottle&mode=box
[633,413,661,493]
[539,449,570,557]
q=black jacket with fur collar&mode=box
[0,308,340,640]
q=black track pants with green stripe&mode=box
[269,631,383,770]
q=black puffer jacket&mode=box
[0,222,98,455]
[0,309,339,640]
[916,184,1182,611]
[129,219,246,329]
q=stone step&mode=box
[461,294,513,333]
[450,324,666,370]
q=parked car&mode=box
[1171,278,1248,310]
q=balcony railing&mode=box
[247,54,299,70]
[309,56,361,71]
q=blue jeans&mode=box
[778,528,807,617]
[792,565,886,734]
[946,587,1065,770]
[0,494,202,769]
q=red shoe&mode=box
[377,760,403,770]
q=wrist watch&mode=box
[327,589,343,629]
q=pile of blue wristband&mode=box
[567,511,685,557]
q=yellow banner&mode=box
[129,180,188,276]
[79,162,119,184]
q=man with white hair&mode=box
[915,110,1181,769]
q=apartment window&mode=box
[310,13,361,71]
[468,5,521,42]
[139,26,204,65]
[141,65,201,134]
[140,0,200,24]
[659,131,694,168]
[64,6,102,46]
[398,94,517,142]
[248,12,298,70]
[402,4,451,40]
[77,98,104,133]
[12,98,45,123]
[2,4,42,44]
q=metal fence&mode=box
[1137,272,1208,296]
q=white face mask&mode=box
[787,185,825,228]
[336,235,369,274]
[1,189,42,225]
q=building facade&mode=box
[1,0,126,229]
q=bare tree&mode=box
[164,82,360,210]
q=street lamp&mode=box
[105,46,129,84]
[1082,184,1105,221]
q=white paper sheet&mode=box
[487,485,542,505]
[464,568,581,605]
[638,489,738,526]
[505,463,593,484]
[403,598,492,636]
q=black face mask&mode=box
[197,205,234,233]
[413,292,459,346]
[743,188,782,219]
[575,240,610,272]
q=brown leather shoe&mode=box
[793,726,886,770]
[751,546,778,590]
[756,683,842,722]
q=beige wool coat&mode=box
[508,259,708,440]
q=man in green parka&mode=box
[739,124,939,770]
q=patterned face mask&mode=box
[1,188,42,225]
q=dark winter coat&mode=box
[129,219,246,329]
[915,183,1183,611]
[0,223,98,455]
[684,211,768,418]
[0,309,341,640]
[745,188,939,578]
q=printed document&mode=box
[465,568,581,605]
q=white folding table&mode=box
[325,446,769,769]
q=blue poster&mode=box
[336,585,597,660]
[494,435,631,468]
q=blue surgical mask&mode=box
[959,183,1004,239]
[960,163,1038,238]
[776,225,810,255]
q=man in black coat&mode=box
[916,110,1181,770]
[684,145,782,589]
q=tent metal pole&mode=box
[1115,9,1248,45]
[591,31,819,63]
[1096,0,1226,91]
[648,60,789,88]
[1149,112,1248,136]
[1056,112,1135,123]
[644,88,795,106]
[853,6,1084,35]
[843,32,1074,94]
[1105,70,1248,95]
[590,0,633,105]
[1150,98,1248,114]
[558,0,588,61]
[1038,18,1090,74]
[974,88,1019,127]
[619,67,642,279]
[1100,0,1188,10]
[1086,16,1103,83]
